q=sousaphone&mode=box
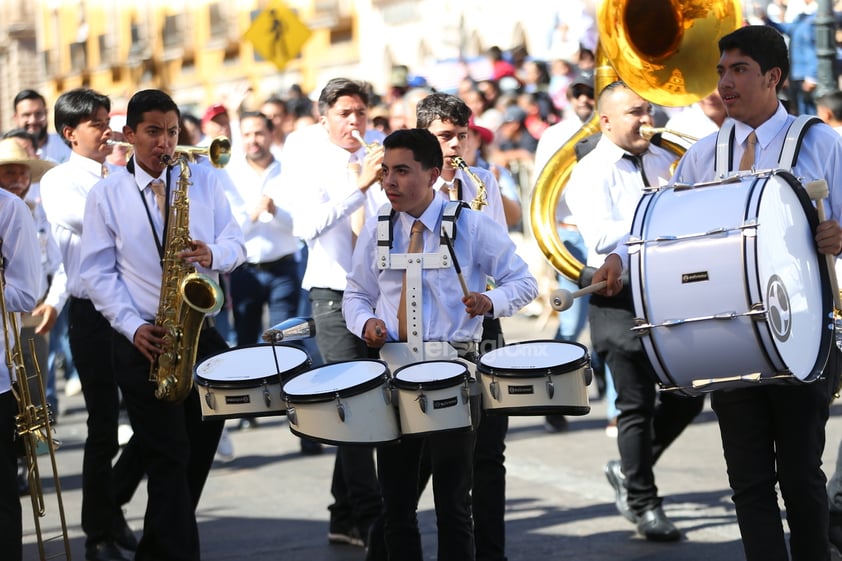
[530,0,742,281]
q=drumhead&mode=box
[478,340,589,377]
[195,344,310,389]
[753,172,831,381]
[393,360,468,390]
[283,360,389,402]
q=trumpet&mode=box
[108,136,232,169]
[351,129,380,153]
[639,125,699,143]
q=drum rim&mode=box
[392,360,470,390]
[194,343,311,389]
[283,359,391,403]
[476,339,590,377]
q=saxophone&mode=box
[452,156,488,211]
[150,138,229,403]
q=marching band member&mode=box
[593,26,842,560]
[80,89,245,561]
[343,128,536,561]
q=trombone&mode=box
[0,239,71,560]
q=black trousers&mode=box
[69,297,145,547]
[309,288,382,538]
[589,296,704,514]
[111,325,227,561]
[712,381,830,561]
[0,390,21,561]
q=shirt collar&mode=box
[130,158,166,192]
[399,196,446,235]
[732,103,789,151]
[596,135,647,163]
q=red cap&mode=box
[201,103,228,125]
[469,116,494,145]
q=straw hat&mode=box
[0,138,56,183]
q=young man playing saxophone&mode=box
[80,89,245,561]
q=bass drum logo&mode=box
[766,274,792,342]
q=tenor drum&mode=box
[476,340,591,416]
[630,171,832,395]
[392,360,476,437]
[194,344,310,420]
[282,360,399,445]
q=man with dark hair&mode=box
[344,127,536,561]
[13,89,70,164]
[80,88,246,561]
[817,90,842,133]
[41,88,145,561]
[594,25,842,560]
[280,77,386,547]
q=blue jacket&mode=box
[767,14,817,82]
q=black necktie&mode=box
[623,153,650,187]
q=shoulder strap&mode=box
[376,203,395,269]
[714,120,736,178]
[778,115,822,170]
[440,201,468,242]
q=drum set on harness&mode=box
[192,317,594,445]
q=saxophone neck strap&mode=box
[130,156,174,266]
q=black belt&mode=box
[246,254,296,271]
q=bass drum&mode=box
[194,344,310,420]
[629,171,832,395]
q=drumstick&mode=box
[442,231,470,298]
[804,180,842,312]
[550,281,608,312]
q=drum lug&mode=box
[749,303,767,321]
[416,389,428,414]
[583,366,594,386]
[382,384,393,405]
[489,379,501,402]
[632,318,650,336]
[287,405,297,426]
[262,382,272,408]
[461,382,470,404]
[545,376,555,399]
[205,390,216,411]
[336,394,346,422]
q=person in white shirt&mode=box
[40,88,145,561]
[343,128,536,561]
[564,81,704,542]
[280,77,386,548]
[12,89,71,165]
[0,186,42,561]
[79,89,246,561]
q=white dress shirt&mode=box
[40,152,107,299]
[343,197,537,343]
[433,166,507,228]
[80,162,246,341]
[563,135,675,267]
[222,155,299,263]
[31,202,66,313]
[534,116,589,224]
[39,133,71,164]
[0,189,42,393]
[280,126,388,291]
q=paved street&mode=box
[22,311,842,561]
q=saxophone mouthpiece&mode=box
[262,317,316,343]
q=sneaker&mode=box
[605,417,618,438]
[215,428,234,462]
[604,460,635,523]
[327,527,365,547]
[544,415,568,433]
[64,376,82,397]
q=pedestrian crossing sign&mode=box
[244,0,312,70]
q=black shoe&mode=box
[636,506,681,542]
[86,541,129,561]
[300,437,324,456]
[112,517,138,551]
[544,415,568,433]
[604,460,635,523]
[830,512,842,554]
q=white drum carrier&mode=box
[628,118,833,396]
[194,344,310,420]
[477,340,592,415]
[282,360,399,445]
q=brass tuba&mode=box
[0,239,71,560]
[150,137,229,403]
[529,0,741,281]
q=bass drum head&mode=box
[195,344,310,388]
[283,360,389,401]
[755,173,831,381]
[478,340,589,377]
[393,360,468,390]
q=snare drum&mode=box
[194,344,310,420]
[282,360,399,445]
[630,171,833,395]
[477,340,591,416]
[392,361,475,437]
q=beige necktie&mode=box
[397,220,426,341]
[739,131,757,171]
[149,179,166,220]
[348,161,365,246]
